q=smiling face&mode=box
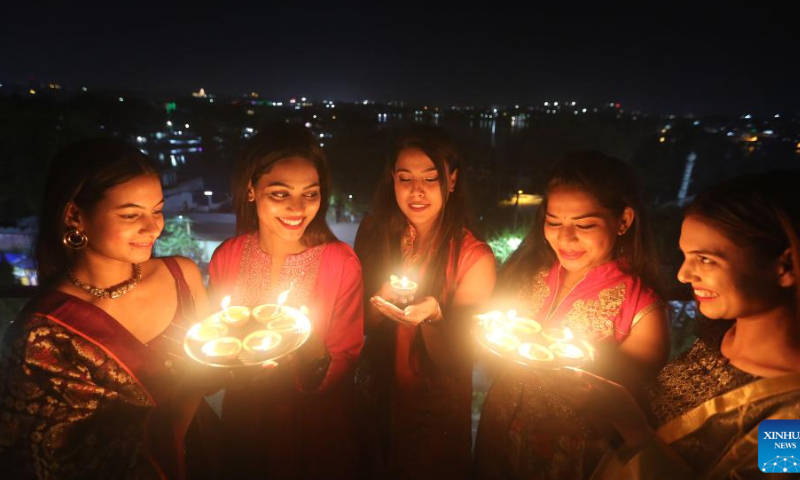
[67,174,164,265]
[543,186,633,275]
[677,215,785,320]
[249,156,321,246]
[393,148,456,235]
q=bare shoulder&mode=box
[170,256,204,282]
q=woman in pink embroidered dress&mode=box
[355,125,496,479]
[208,123,364,479]
[473,152,670,480]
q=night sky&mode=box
[2,3,796,115]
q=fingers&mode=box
[262,360,278,370]
[370,297,415,325]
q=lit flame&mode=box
[401,276,409,288]
[220,295,231,310]
[277,289,290,306]
[581,339,597,362]
[507,309,517,320]
[256,335,275,351]
[563,327,574,342]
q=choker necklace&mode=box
[68,264,142,299]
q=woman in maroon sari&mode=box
[208,123,364,479]
[0,139,215,479]
[355,125,496,479]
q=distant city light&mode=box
[166,121,173,127]
[554,102,559,106]
[320,143,324,147]
[609,103,615,107]
[29,89,36,95]
[319,133,324,138]
[515,104,519,109]
[304,122,312,128]
[290,98,297,104]
[659,137,666,143]
[544,102,549,106]
[764,130,774,135]
[775,114,781,118]
[693,120,701,126]
[301,97,307,102]
[204,191,213,196]
[245,127,254,133]
[348,194,353,199]
[118,97,124,102]
[582,108,587,113]
[313,114,317,119]
[81,86,87,92]
[136,136,146,143]
[363,100,369,105]
[727,131,735,137]
[744,114,752,119]
[571,101,576,106]
[184,123,190,129]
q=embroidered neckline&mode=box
[236,233,325,307]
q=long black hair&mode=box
[231,122,337,246]
[355,124,472,306]
[500,151,662,296]
[36,138,160,286]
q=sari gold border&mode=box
[706,402,800,479]
[657,372,800,444]
[40,313,157,406]
[631,301,664,329]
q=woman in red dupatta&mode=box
[355,125,496,480]
[473,153,669,480]
[208,124,364,479]
[0,140,216,479]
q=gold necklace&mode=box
[68,264,142,299]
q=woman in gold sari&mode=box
[557,171,800,479]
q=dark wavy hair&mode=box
[231,123,336,246]
[685,171,800,320]
[35,138,160,286]
[354,124,472,307]
[500,151,662,296]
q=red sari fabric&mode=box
[359,229,494,480]
[0,257,212,480]
[208,234,364,479]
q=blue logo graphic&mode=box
[759,419,800,473]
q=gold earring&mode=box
[63,228,88,249]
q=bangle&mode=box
[425,301,442,324]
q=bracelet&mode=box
[424,301,443,324]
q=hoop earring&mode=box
[63,228,88,250]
